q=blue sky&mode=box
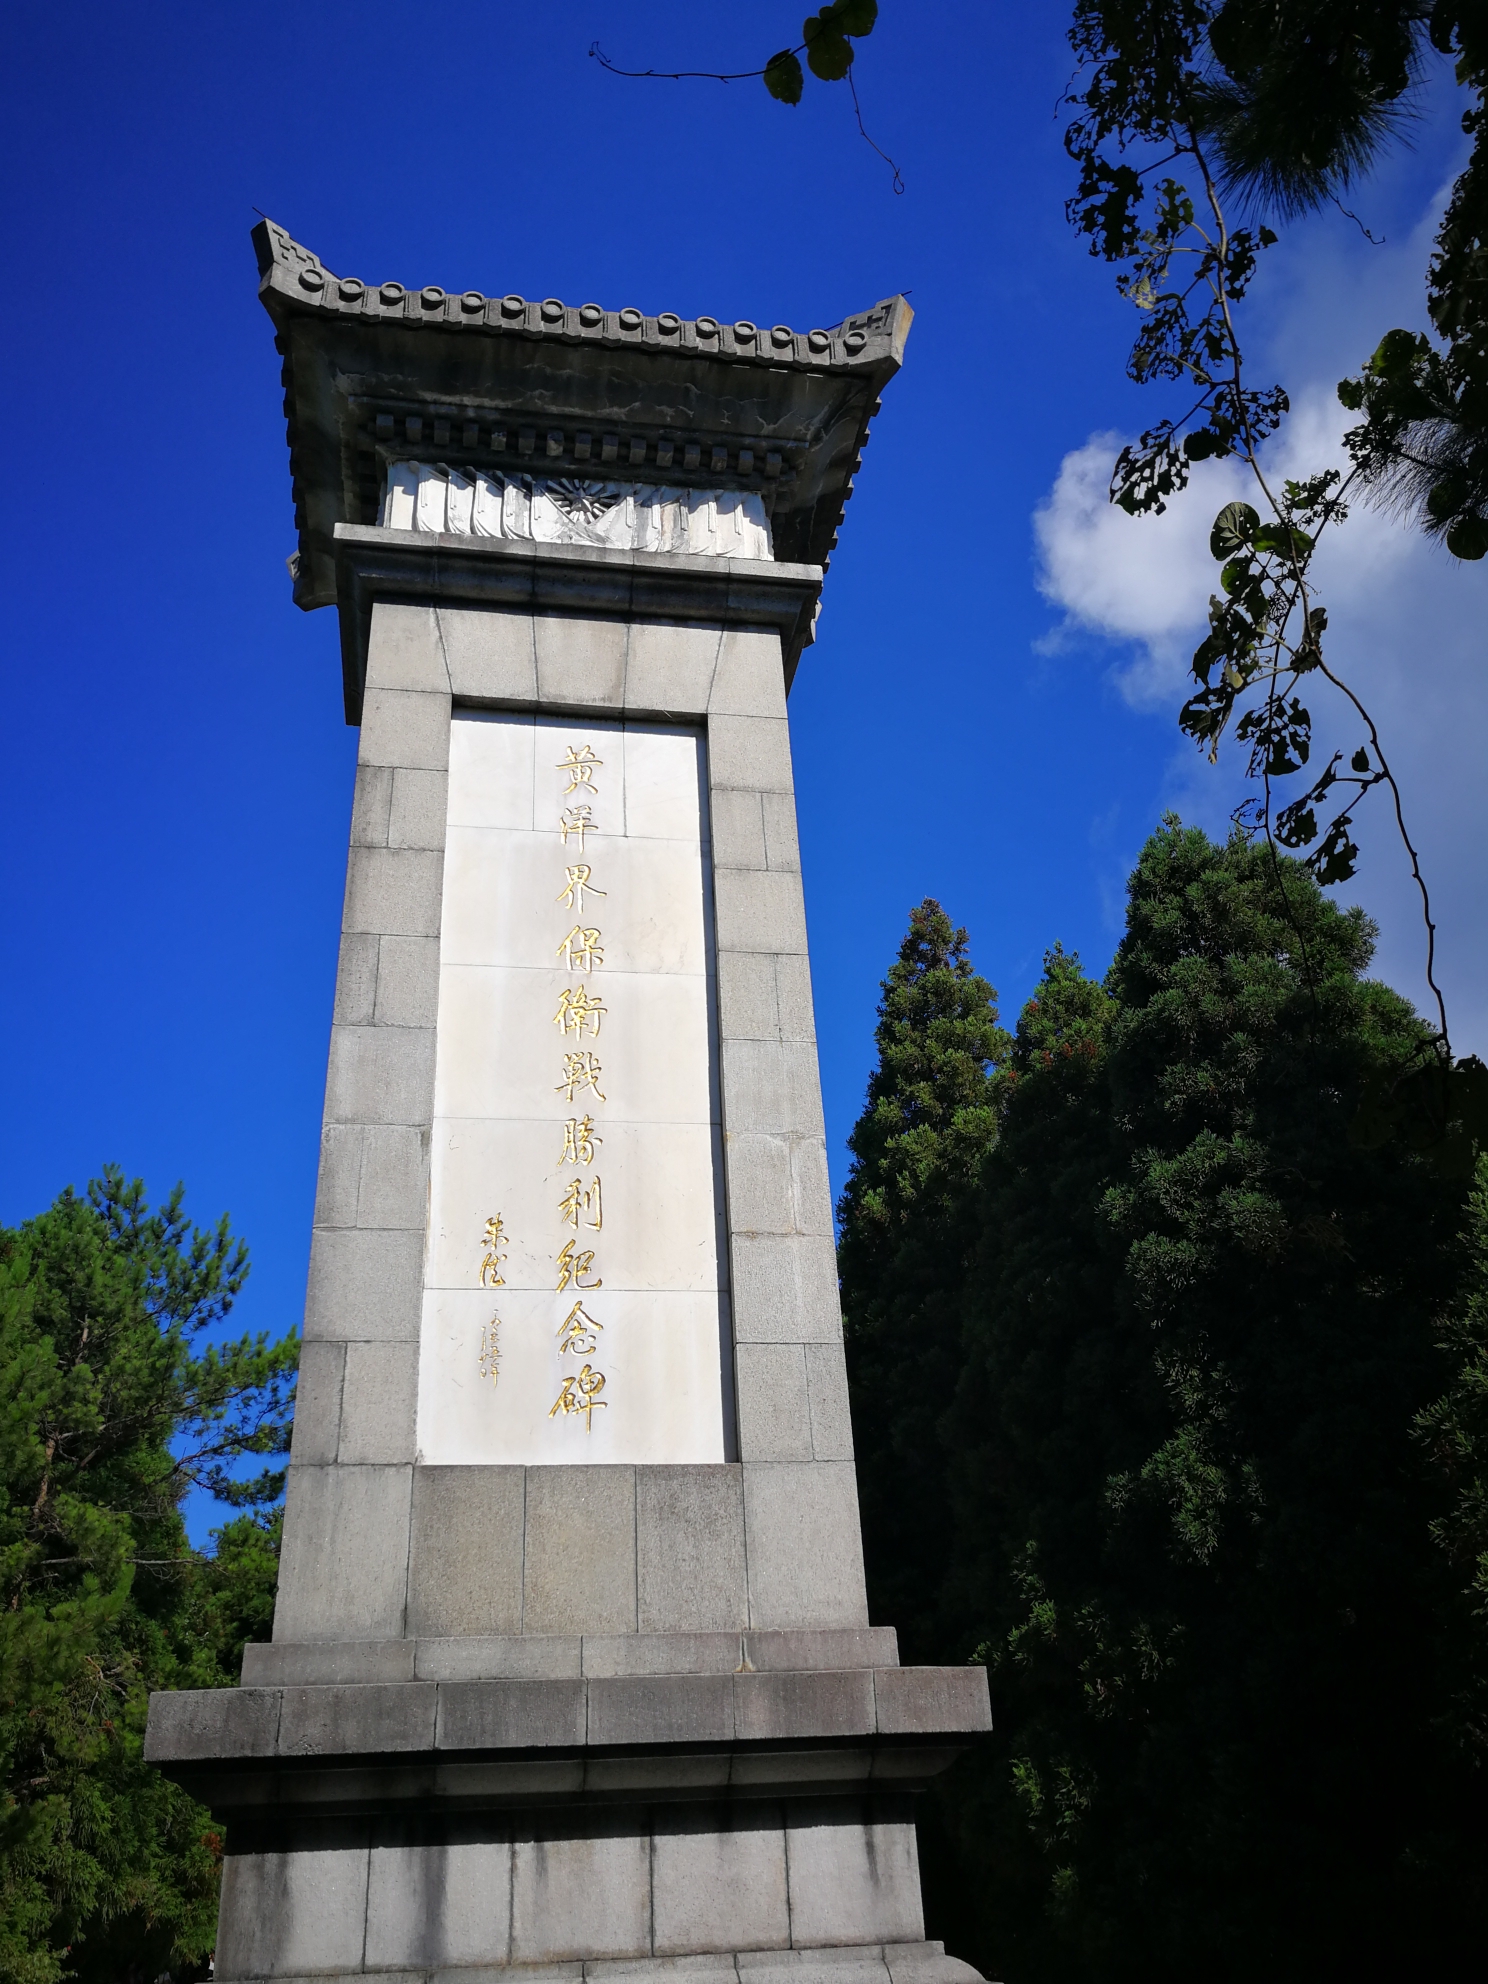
[3,5,1482,1536]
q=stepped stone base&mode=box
[214,1940,984,1984]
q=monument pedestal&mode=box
[146,226,990,1984]
[151,1627,986,1982]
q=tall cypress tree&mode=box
[837,899,1010,1659]
[939,821,1482,1982]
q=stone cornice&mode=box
[146,1662,991,1820]
[256,218,911,381]
[333,524,824,723]
[255,221,906,664]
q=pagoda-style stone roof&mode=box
[254,220,911,621]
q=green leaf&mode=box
[1211,502,1259,561]
[1183,429,1222,461]
[1446,513,1488,560]
[803,14,855,79]
[763,48,804,102]
[828,0,878,32]
[1350,747,1370,773]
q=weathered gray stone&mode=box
[735,1345,813,1464]
[708,627,788,722]
[438,603,539,705]
[716,951,779,1042]
[635,1466,748,1635]
[323,1023,437,1126]
[287,1339,344,1466]
[773,954,818,1044]
[373,933,441,1028]
[365,601,451,694]
[790,1138,835,1239]
[510,1815,650,1963]
[534,613,627,709]
[343,846,444,938]
[742,1464,868,1630]
[216,1831,370,1978]
[724,1134,796,1236]
[580,1632,740,1678]
[712,869,809,957]
[735,1944,890,1984]
[355,1126,430,1230]
[437,1679,587,1751]
[417,1635,582,1681]
[588,1956,739,1984]
[728,1749,872,1792]
[352,1122,428,1230]
[872,1665,992,1736]
[522,1468,637,1636]
[433,1964,580,1984]
[720,1041,825,1139]
[805,1343,855,1463]
[359,686,452,771]
[733,1669,875,1743]
[760,792,801,873]
[586,1673,734,1747]
[625,619,720,716]
[313,1123,363,1229]
[240,1640,415,1686]
[707,715,795,796]
[743,1627,898,1672]
[387,767,449,851]
[730,1234,841,1346]
[710,787,768,871]
[272,1464,412,1642]
[278,1683,436,1756]
[303,1227,424,1342]
[332,930,380,1027]
[651,1804,790,1955]
[783,1802,924,1949]
[407,1467,525,1638]
[883,1942,986,1984]
[350,763,394,847]
[144,1686,281,1763]
[338,1341,418,1464]
[364,1830,512,1969]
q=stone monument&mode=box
[145,223,991,1984]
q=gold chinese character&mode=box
[557,1051,606,1102]
[557,924,604,972]
[559,805,598,849]
[557,864,606,915]
[558,1176,603,1230]
[556,1240,602,1292]
[549,1363,607,1430]
[557,745,602,795]
[478,1313,501,1386]
[559,1116,601,1166]
[557,1300,604,1356]
[478,1214,508,1288]
[553,985,606,1037]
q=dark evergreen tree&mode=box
[837,900,1011,1659]
[0,1171,295,1984]
[934,821,1484,1981]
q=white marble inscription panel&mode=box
[416,712,732,1465]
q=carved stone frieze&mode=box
[382,461,773,559]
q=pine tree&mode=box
[837,900,1011,1659]
[937,821,1484,1981]
[0,1171,296,1984]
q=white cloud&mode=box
[1031,183,1488,1055]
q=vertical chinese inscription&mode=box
[549,744,610,1430]
[418,711,730,1467]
